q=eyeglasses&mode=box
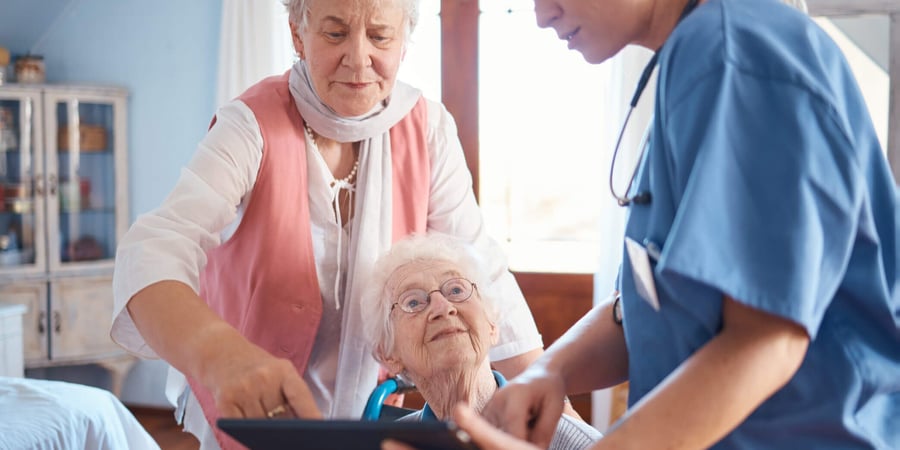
[391,278,477,314]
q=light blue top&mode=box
[620,0,900,448]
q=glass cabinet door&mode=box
[0,89,44,275]
[48,96,120,270]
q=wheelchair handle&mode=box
[361,377,418,421]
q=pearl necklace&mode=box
[304,122,359,187]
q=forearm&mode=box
[533,297,629,394]
[594,299,809,450]
[126,280,256,383]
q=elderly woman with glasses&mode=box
[364,234,602,450]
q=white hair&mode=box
[362,233,500,365]
[283,0,420,35]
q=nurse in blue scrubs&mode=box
[384,0,899,449]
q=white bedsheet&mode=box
[0,377,160,450]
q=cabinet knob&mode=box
[38,311,46,334]
[53,310,61,333]
[35,174,44,196]
[48,174,58,196]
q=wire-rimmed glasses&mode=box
[391,278,477,314]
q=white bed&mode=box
[0,376,160,450]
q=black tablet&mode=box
[217,418,481,450]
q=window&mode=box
[478,0,635,274]
[397,0,442,102]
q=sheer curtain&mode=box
[216,0,295,107]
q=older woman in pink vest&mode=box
[110,0,544,449]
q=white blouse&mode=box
[111,92,543,423]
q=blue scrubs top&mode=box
[620,0,900,448]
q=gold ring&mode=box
[266,404,287,418]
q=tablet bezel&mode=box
[217,418,480,450]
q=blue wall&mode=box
[3,0,222,407]
[3,0,222,218]
[34,0,223,218]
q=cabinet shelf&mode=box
[59,207,116,214]
[57,150,113,156]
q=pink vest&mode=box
[192,72,430,449]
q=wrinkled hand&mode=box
[480,368,566,449]
[203,344,321,420]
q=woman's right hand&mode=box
[479,367,567,449]
[124,282,323,419]
[202,342,322,420]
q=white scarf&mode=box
[288,60,422,418]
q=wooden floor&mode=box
[129,406,199,450]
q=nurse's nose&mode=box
[534,0,561,29]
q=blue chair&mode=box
[361,375,418,421]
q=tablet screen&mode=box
[217,418,481,450]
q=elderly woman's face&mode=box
[291,0,407,117]
[383,260,497,377]
[533,0,648,64]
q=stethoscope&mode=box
[608,0,700,207]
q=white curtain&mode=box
[216,0,296,107]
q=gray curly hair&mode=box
[283,0,420,35]
[362,233,500,366]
